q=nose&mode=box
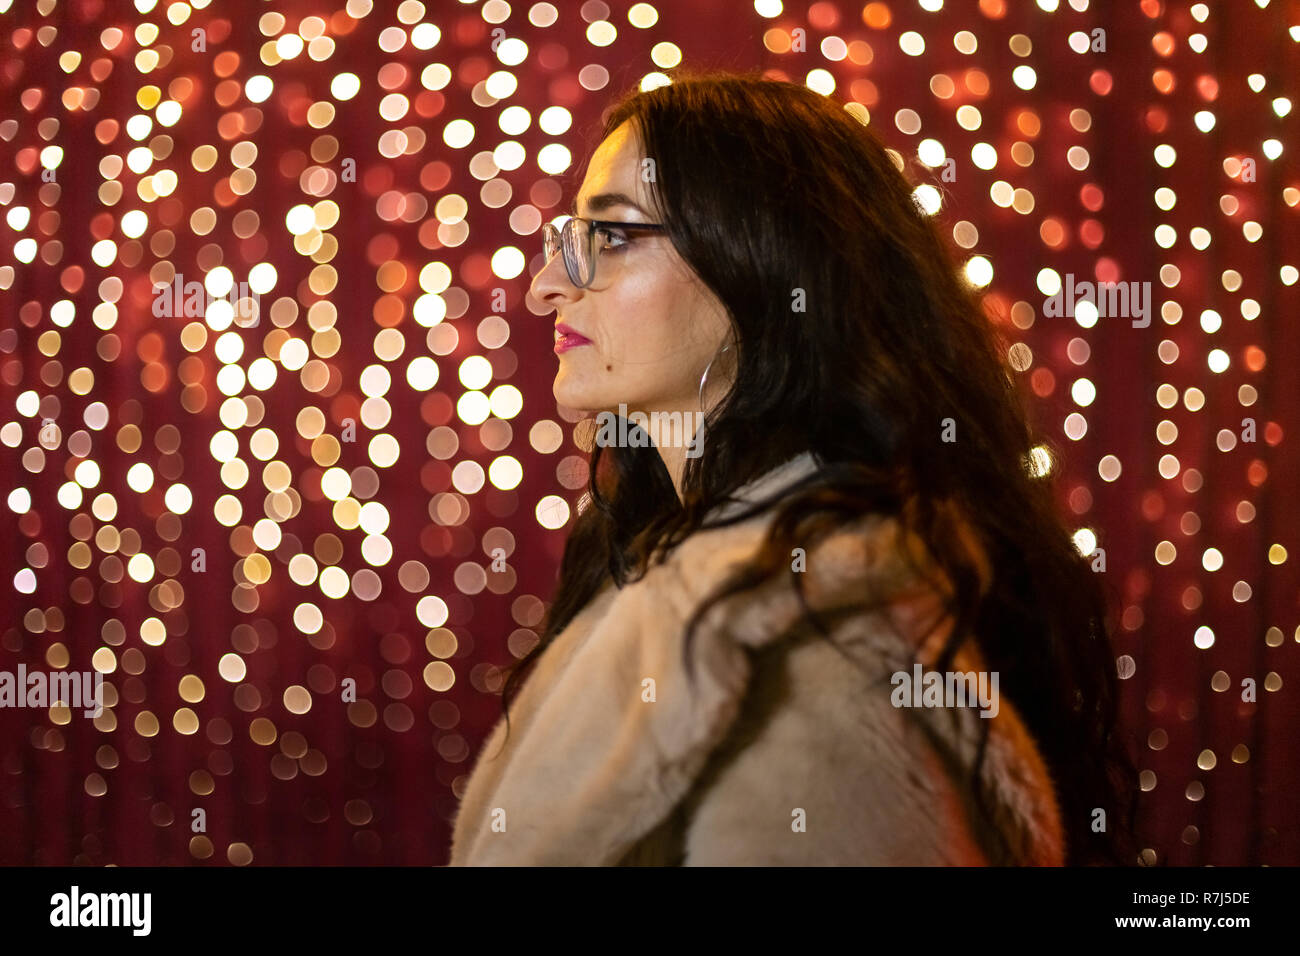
[529,246,582,311]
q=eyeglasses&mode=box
[541,216,667,289]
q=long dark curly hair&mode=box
[495,71,1138,865]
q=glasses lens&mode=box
[542,223,560,262]
[561,217,594,288]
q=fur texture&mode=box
[448,452,1066,866]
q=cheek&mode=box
[598,266,710,365]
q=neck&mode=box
[638,404,706,502]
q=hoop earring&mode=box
[697,342,733,413]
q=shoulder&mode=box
[676,622,1065,865]
[643,511,1066,866]
[678,630,992,864]
[627,504,925,652]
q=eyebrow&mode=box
[570,191,650,218]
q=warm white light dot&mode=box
[331,72,361,100]
[74,460,101,488]
[489,455,523,490]
[407,356,440,390]
[806,69,835,95]
[459,356,493,390]
[1074,301,1099,329]
[629,3,660,27]
[485,70,517,99]
[417,595,449,627]
[164,483,193,514]
[970,142,997,170]
[245,75,273,103]
[964,256,992,287]
[499,105,530,135]
[917,138,946,167]
[536,494,571,530]
[127,462,155,492]
[492,246,526,279]
[537,143,571,175]
[128,553,155,583]
[587,21,617,47]
[496,38,528,66]
[538,106,572,135]
[651,41,681,68]
[443,119,475,149]
[411,23,441,50]
[899,31,925,56]
[913,185,941,215]
[1071,378,1097,407]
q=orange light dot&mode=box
[850,78,878,107]
[847,40,873,65]
[141,362,169,393]
[213,51,241,78]
[136,333,165,363]
[376,260,408,293]
[808,2,840,29]
[862,3,891,29]
[1039,218,1067,248]
[372,295,405,328]
[763,29,791,54]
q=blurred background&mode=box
[1,0,1296,865]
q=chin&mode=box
[552,381,601,415]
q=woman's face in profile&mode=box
[530,120,731,419]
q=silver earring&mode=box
[698,342,732,412]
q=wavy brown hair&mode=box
[495,71,1138,865]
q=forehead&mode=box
[575,121,650,211]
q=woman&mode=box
[448,72,1138,866]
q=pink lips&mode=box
[554,322,592,354]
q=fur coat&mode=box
[448,451,1066,866]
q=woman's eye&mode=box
[594,226,630,250]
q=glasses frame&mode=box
[542,216,667,289]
